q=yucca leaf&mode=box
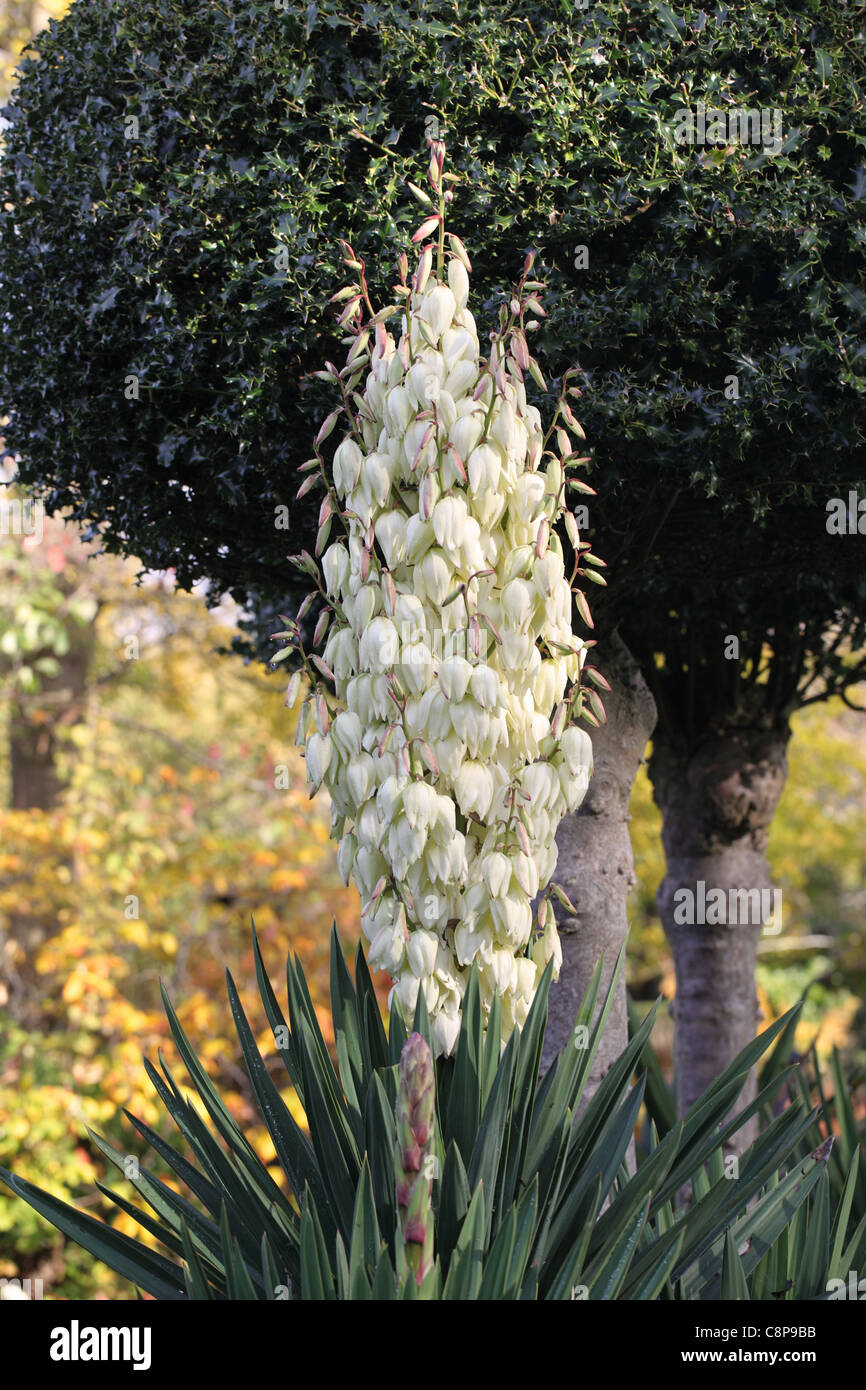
[623,1226,686,1302]
[442,1184,486,1300]
[349,1160,380,1298]
[628,994,677,1136]
[565,1002,657,1173]
[124,1109,224,1219]
[589,1119,682,1263]
[526,952,616,1173]
[251,919,302,1096]
[445,962,483,1158]
[675,1006,801,1153]
[438,1141,471,1276]
[542,1173,603,1300]
[480,991,502,1110]
[219,1203,260,1300]
[354,944,390,1074]
[180,1216,217,1300]
[388,995,408,1067]
[582,1196,650,1300]
[467,1027,519,1239]
[296,1012,361,1237]
[677,1137,832,1298]
[500,959,552,1212]
[299,1187,336,1300]
[286,953,347,1114]
[87,1127,230,1275]
[261,1233,286,1300]
[794,1169,831,1300]
[545,1079,646,1275]
[225,969,330,1224]
[673,1105,818,1276]
[757,993,807,1091]
[837,1210,866,1280]
[411,979,434,1056]
[505,1174,540,1294]
[91,1178,214,1284]
[158,988,299,1230]
[371,1245,398,1300]
[141,1055,295,1260]
[828,1149,861,1280]
[478,1204,520,1299]
[721,1229,750,1300]
[334,1232,351,1300]
[829,1047,859,1176]
[329,924,366,1142]
[526,1111,573,1251]
[653,1065,801,1214]
[0,1164,186,1300]
[364,1073,398,1249]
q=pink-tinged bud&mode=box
[415,245,433,295]
[412,215,442,244]
[395,1033,436,1287]
[411,424,435,473]
[511,329,530,370]
[447,233,472,272]
[419,472,436,522]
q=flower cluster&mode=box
[281,139,608,1056]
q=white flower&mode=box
[560,725,594,777]
[467,443,501,498]
[431,1007,461,1058]
[418,549,452,606]
[404,780,440,833]
[305,731,331,786]
[359,616,399,672]
[333,438,362,494]
[370,920,406,974]
[437,654,473,702]
[303,227,597,1055]
[481,851,512,899]
[421,284,457,341]
[322,543,349,599]
[331,710,362,761]
[501,578,535,632]
[337,832,356,885]
[362,451,393,508]
[374,509,407,569]
[447,257,470,312]
[432,495,469,552]
[406,928,440,978]
[454,760,495,819]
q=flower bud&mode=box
[447,257,470,311]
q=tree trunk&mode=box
[541,632,657,1088]
[9,641,91,809]
[650,726,790,1152]
[2,631,94,1021]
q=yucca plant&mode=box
[629,996,866,1300]
[0,923,835,1300]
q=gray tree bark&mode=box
[650,726,790,1152]
[541,632,657,1085]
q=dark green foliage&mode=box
[1,1,863,684]
[0,923,849,1299]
